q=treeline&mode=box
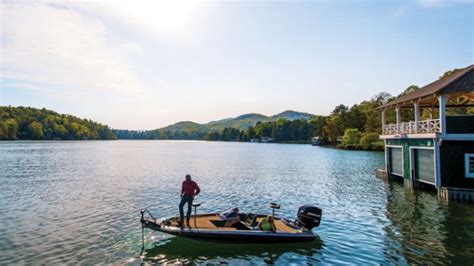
[202,68,472,149]
[114,128,206,140]
[201,92,391,150]
[203,117,326,143]
[0,106,116,140]
[322,92,391,150]
[113,92,392,150]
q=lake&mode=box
[0,141,473,264]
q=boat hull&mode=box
[141,219,317,243]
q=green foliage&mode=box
[28,121,44,139]
[323,115,344,143]
[342,128,361,145]
[220,127,241,141]
[204,131,220,141]
[0,106,116,140]
[360,132,384,150]
[0,119,18,140]
[309,91,394,150]
[115,110,317,140]
[337,143,361,150]
[399,85,419,96]
[440,68,462,79]
[242,118,323,143]
[114,91,391,151]
[115,121,207,140]
[207,111,314,131]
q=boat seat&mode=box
[192,202,201,207]
[241,213,259,228]
[269,203,280,209]
[269,203,280,217]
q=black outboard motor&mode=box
[297,205,322,230]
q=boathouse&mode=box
[379,65,474,202]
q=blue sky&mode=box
[1,0,472,129]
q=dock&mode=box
[377,65,474,203]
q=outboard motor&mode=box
[297,205,322,230]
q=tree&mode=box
[399,85,419,96]
[342,128,361,145]
[0,121,7,140]
[372,92,392,105]
[53,123,67,139]
[204,131,220,141]
[331,104,349,116]
[323,115,344,143]
[346,104,366,132]
[5,119,18,140]
[28,121,44,139]
[360,132,383,150]
[308,116,326,138]
[0,106,116,140]
[220,127,240,141]
[440,68,462,79]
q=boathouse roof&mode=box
[381,64,474,108]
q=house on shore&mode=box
[260,137,274,143]
[379,65,474,203]
[311,136,322,146]
[250,137,274,143]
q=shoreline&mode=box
[1,139,385,152]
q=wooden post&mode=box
[414,101,420,133]
[438,95,446,136]
[395,106,401,133]
[381,109,386,134]
[434,138,441,188]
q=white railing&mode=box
[382,119,441,135]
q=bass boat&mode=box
[140,203,322,243]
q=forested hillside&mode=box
[202,92,392,150]
[0,106,116,140]
[115,121,206,140]
[114,110,316,140]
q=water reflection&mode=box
[140,236,324,264]
[2,141,474,264]
[383,181,474,265]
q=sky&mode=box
[0,0,473,129]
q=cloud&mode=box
[76,0,202,38]
[0,1,146,95]
[390,0,472,19]
[390,6,411,18]
[418,0,473,7]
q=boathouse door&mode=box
[412,148,435,185]
[388,146,403,177]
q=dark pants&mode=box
[179,195,193,221]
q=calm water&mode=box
[1,141,473,265]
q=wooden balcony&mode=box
[382,119,441,135]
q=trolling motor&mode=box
[140,206,159,253]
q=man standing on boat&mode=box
[179,174,200,227]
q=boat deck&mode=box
[166,214,300,233]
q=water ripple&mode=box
[1,141,473,265]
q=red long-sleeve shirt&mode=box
[181,180,200,196]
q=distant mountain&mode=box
[162,121,206,132]
[270,110,314,121]
[207,113,269,131]
[159,110,316,132]
[236,113,268,120]
[114,110,319,140]
[206,117,234,125]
